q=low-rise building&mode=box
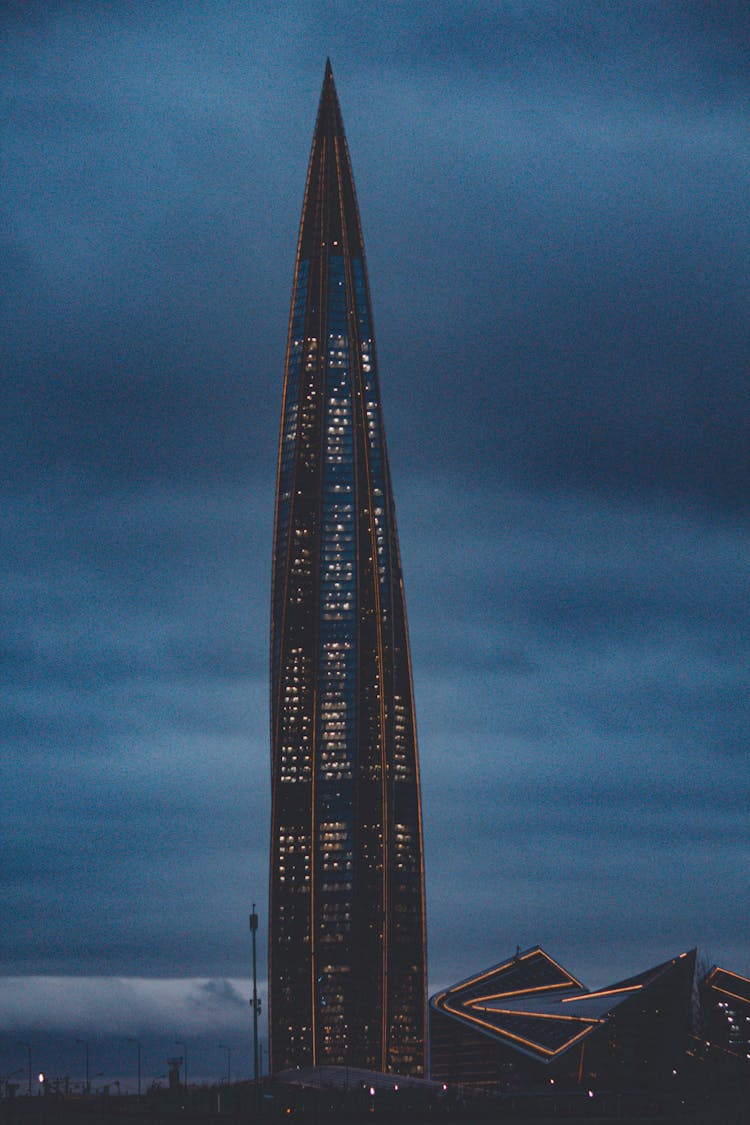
[430,945,695,1092]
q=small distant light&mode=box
[38,1074,45,1084]
[393,1084,398,1091]
[588,1090,594,1098]
[369,1087,375,1097]
[549,1078,555,1085]
[442,1084,447,1091]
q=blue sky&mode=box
[2,1,748,1087]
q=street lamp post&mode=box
[249,905,260,1087]
[17,1042,32,1096]
[218,1044,231,1086]
[74,1039,90,1095]
[127,1037,141,1098]
[174,1041,187,1091]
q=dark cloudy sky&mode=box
[3,1,748,1088]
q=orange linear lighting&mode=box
[712,985,750,1006]
[561,984,642,1004]
[468,981,579,1004]
[453,957,530,990]
[471,1006,601,1025]
[536,951,587,984]
[711,968,750,987]
[441,1001,595,1058]
[450,949,573,993]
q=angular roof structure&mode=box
[431,945,694,1065]
[702,966,750,1008]
[699,965,750,1061]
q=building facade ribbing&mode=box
[269,62,426,1077]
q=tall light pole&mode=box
[174,1040,187,1091]
[126,1037,141,1098]
[17,1042,32,1096]
[249,905,260,1086]
[218,1044,231,1086]
[74,1039,89,1095]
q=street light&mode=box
[218,1044,231,1086]
[126,1037,141,1098]
[16,1042,32,1096]
[249,905,260,1086]
[174,1040,187,1091]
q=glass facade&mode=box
[269,63,426,1076]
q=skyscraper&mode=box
[269,62,426,1077]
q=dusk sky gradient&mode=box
[3,1,748,1086]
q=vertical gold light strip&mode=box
[269,80,322,1073]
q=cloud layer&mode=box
[2,1,748,1077]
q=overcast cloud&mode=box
[2,1,748,1086]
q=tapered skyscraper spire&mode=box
[269,64,427,1076]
